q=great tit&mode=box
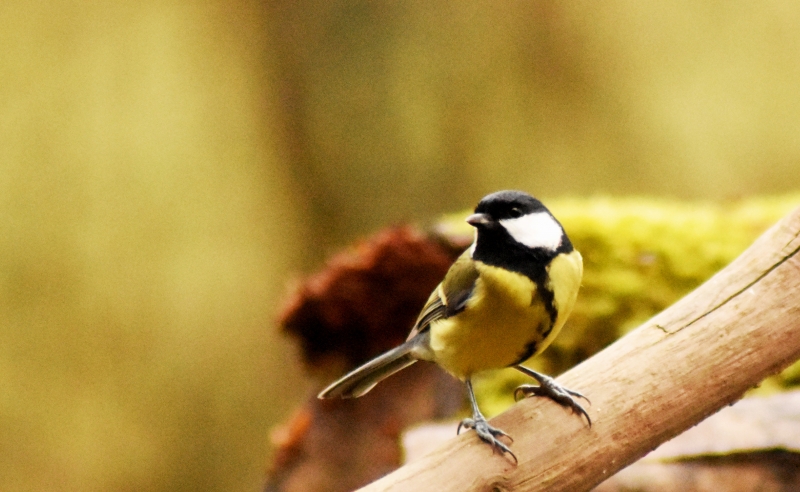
[318,190,588,461]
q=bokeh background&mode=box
[1,1,799,491]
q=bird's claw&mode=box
[514,375,592,427]
[458,417,517,464]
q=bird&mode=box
[317,190,588,461]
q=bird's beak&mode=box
[466,213,492,227]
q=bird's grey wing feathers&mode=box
[406,252,479,340]
[407,291,446,341]
[439,253,480,317]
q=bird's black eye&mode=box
[509,207,523,218]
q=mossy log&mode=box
[357,206,800,491]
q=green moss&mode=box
[438,195,800,417]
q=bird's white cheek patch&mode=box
[468,229,478,258]
[500,212,563,251]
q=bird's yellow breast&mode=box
[428,251,582,380]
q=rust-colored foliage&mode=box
[268,226,466,492]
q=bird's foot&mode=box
[514,373,591,426]
[457,416,517,463]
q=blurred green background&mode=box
[1,1,799,491]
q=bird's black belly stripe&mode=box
[509,317,553,367]
[510,338,538,367]
[533,282,558,330]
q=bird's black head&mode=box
[466,190,572,276]
[470,190,548,223]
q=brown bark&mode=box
[358,205,800,492]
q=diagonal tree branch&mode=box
[358,205,800,492]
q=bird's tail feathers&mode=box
[317,335,426,399]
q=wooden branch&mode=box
[358,205,800,492]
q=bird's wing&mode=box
[406,252,479,341]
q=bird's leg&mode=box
[514,366,591,426]
[457,379,517,463]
